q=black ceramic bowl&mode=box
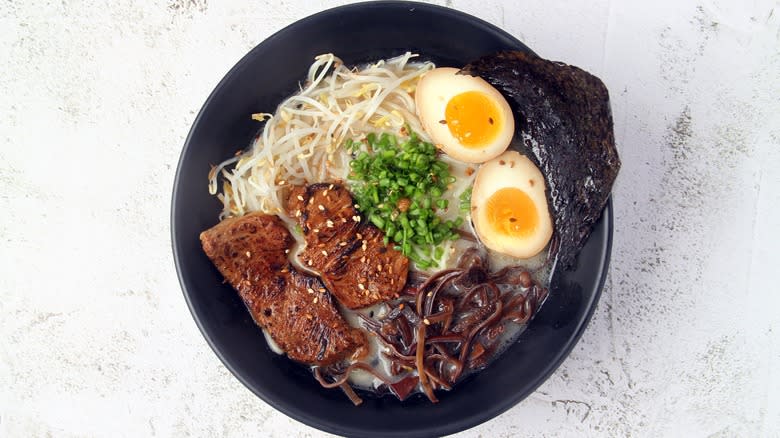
[172,2,613,437]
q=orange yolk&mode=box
[485,187,538,238]
[444,91,501,148]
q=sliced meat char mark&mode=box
[288,183,360,271]
[200,212,365,366]
[287,183,409,309]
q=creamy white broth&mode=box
[259,166,552,395]
[337,242,551,393]
[260,169,552,396]
[214,53,553,396]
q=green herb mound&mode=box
[346,131,464,269]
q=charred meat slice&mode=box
[199,212,292,293]
[322,226,410,309]
[200,213,365,366]
[270,269,366,365]
[460,51,620,269]
[288,183,359,271]
[288,184,359,244]
[287,183,409,309]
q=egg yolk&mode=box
[485,187,538,238]
[445,91,501,148]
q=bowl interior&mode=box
[172,2,612,437]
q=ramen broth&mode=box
[209,53,555,402]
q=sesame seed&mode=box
[342,218,347,223]
[362,242,367,251]
[318,204,325,211]
[297,195,304,201]
[313,228,320,233]
[339,241,347,246]
[360,256,366,263]
[377,264,382,272]
[307,288,314,294]
[295,210,301,217]
[245,251,251,257]
[321,250,328,256]
[354,204,360,209]
[285,249,290,254]
[326,220,334,228]
[427,291,433,297]
[391,279,394,285]
[423,318,430,325]
[358,283,365,290]
[352,215,361,222]
[313,297,318,304]
[329,184,334,190]
[322,189,329,197]
[306,314,313,320]
[319,288,326,292]
[356,233,363,239]
[278,180,286,185]
[307,260,313,266]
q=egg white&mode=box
[415,67,514,163]
[471,151,553,259]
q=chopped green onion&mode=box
[346,129,468,267]
[369,214,385,229]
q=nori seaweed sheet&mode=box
[460,51,620,270]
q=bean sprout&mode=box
[209,52,434,220]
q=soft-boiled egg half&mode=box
[415,67,514,163]
[471,151,553,259]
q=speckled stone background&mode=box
[2,0,779,436]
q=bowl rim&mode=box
[171,1,614,436]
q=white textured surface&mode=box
[2,0,779,436]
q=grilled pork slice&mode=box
[287,183,409,309]
[288,183,360,270]
[200,213,365,366]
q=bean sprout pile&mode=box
[209,53,434,220]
